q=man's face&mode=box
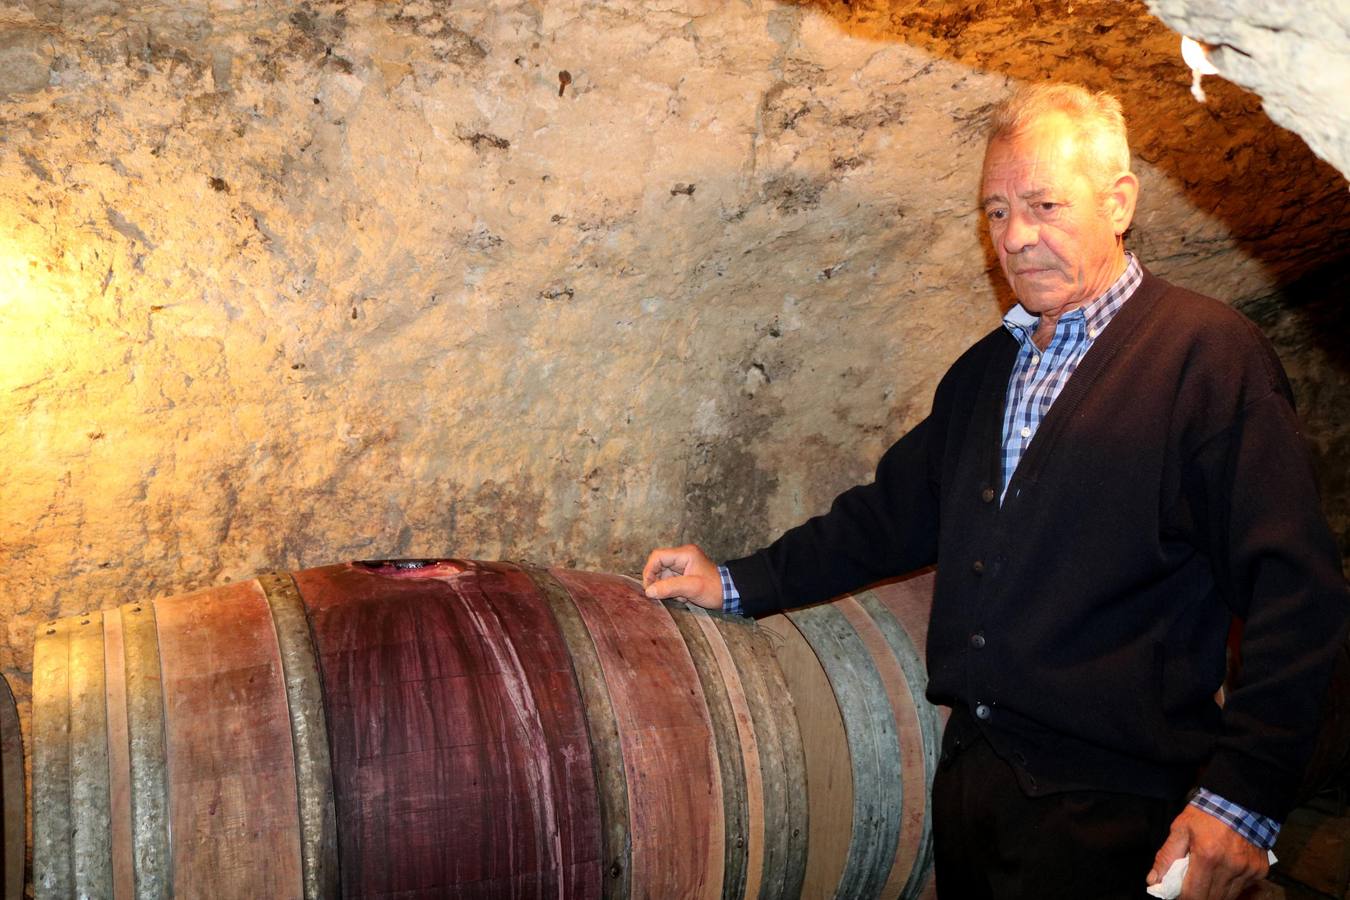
[980,113,1128,317]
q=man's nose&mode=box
[1001,210,1038,254]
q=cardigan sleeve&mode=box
[723,411,943,618]
[1188,384,1350,820]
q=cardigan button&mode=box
[981,486,996,503]
[972,560,985,575]
[970,632,986,649]
[975,703,992,721]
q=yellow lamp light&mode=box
[0,247,66,393]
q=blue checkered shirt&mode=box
[1000,254,1141,499]
[717,253,1279,848]
[1190,789,1281,849]
[720,565,742,615]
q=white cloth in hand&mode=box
[1145,850,1278,899]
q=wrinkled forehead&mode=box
[981,116,1089,196]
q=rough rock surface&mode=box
[0,0,1346,754]
[1147,0,1350,182]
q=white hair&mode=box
[988,83,1132,191]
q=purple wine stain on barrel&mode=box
[296,559,603,899]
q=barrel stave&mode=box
[33,617,74,899]
[119,601,172,900]
[155,581,305,899]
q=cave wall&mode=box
[1,0,1347,728]
[1147,0,1350,182]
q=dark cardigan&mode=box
[726,271,1349,820]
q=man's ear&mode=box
[1106,170,1140,237]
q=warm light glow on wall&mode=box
[0,250,42,306]
[0,242,69,394]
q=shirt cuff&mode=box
[1189,789,1281,850]
[718,565,744,616]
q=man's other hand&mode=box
[641,544,724,609]
[1148,805,1269,900]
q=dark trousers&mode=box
[932,728,1180,900]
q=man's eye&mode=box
[987,208,1007,221]
[1037,202,1059,213]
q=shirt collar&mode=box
[1002,253,1142,343]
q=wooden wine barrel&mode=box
[31,559,813,900]
[1,674,23,900]
[761,570,944,900]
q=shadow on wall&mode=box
[1239,260,1350,568]
[783,0,1350,327]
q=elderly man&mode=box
[643,83,1349,900]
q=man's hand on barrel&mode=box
[642,544,725,609]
